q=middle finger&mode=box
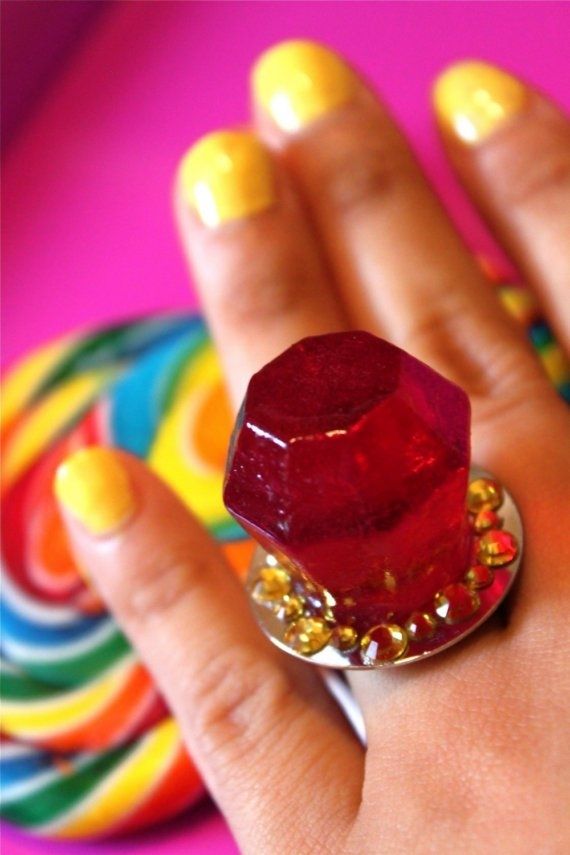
[252,40,547,409]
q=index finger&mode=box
[55,448,363,852]
[175,129,347,407]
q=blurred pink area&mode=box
[4,0,570,370]
[1,0,108,146]
[2,1,569,853]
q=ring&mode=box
[224,331,523,669]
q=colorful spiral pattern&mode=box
[1,276,568,840]
[1,313,252,838]
[482,259,570,403]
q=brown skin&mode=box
[59,50,570,854]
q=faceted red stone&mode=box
[224,332,471,629]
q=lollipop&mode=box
[1,313,252,838]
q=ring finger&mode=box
[251,40,550,419]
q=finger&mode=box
[175,129,347,407]
[54,447,362,852]
[434,60,570,357]
[249,41,570,739]
[251,41,549,412]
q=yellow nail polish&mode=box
[178,130,276,227]
[434,60,528,144]
[55,447,135,536]
[253,39,356,132]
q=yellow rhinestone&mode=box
[360,623,408,664]
[284,617,333,656]
[333,625,359,652]
[251,566,291,605]
[276,594,305,622]
[467,478,503,513]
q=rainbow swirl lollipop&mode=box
[1,313,252,838]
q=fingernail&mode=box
[178,130,276,227]
[253,39,357,133]
[55,447,135,536]
[434,60,528,144]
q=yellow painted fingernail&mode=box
[178,130,276,227]
[55,447,135,536]
[253,39,357,132]
[434,60,528,144]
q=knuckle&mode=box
[505,150,570,210]
[208,232,316,329]
[190,652,295,764]
[118,548,210,624]
[401,287,542,401]
[489,119,570,211]
[303,114,415,219]
[221,263,310,328]
[319,142,414,219]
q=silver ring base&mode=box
[246,466,523,669]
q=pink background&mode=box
[2,1,569,853]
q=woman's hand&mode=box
[55,43,570,853]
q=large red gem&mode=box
[224,332,471,629]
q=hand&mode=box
[55,43,570,853]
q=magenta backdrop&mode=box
[2,1,569,853]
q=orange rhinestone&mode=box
[360,624,408,665]
[333,625,359,652]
